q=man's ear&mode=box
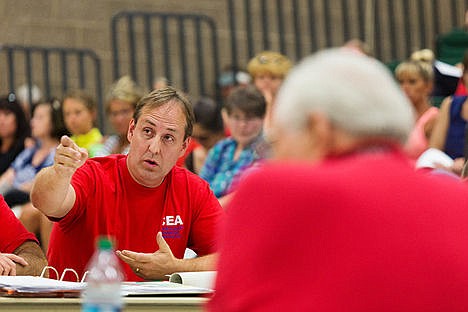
[304,112,334,158]
[306,112,332,142]
[127,119,136,142]
[179,137,191,158]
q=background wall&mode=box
[0,0,227,95]
[1,0,467,131]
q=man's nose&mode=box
[148,137,162,154]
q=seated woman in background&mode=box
[185,97,225,174]
[0,94,30,176]
[395,58,438,159]
[94,76,143,156]
[200,85,266,206]
[62,90,102,157]
[1,99,68,253]
[429,50,468,174]
[0,99,68,207]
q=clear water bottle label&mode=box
[82,303,122,312]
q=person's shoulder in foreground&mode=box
[211,158,468,311]
[0,195,47,276]
[208,48,468,311]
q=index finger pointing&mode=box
[60,135,80,151]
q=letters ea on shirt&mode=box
[162,215,184,226]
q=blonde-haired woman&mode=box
[95,76,143,156]
[395,59,438,159]
[247,51,292,136]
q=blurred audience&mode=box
[0,99,67,253]
[0,99,68,208]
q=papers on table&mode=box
[0,275,213,297]
[0,276,85,297]
[0,276,85,293]
[122,281,212,296]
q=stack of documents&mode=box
[0,273,214,297]
[0,276,85,297]
[122,281,212,296]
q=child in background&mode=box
[200,85,266,204]
[62,90,102,157]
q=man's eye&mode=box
[163,135,175,143]
[143,128,153,136]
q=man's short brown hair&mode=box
[134,87,194,139]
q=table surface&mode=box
[0,296,209,311]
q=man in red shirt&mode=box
[209,49,468,311]
[31,87,223,281]
[0,195,47,276]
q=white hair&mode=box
[274,48,414,144]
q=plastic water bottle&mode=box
[82,237,124,312]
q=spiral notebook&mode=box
[0,266,213,298]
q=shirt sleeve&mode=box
[54,160,96,231]
[186,177,224,256]
[0,195,38,253]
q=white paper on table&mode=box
[0,276,86,293]
[0,276,211,296]
[121,281,213,296]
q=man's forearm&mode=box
[30,166,74,218]
[173,253,218,273]
[14,241,48,276]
